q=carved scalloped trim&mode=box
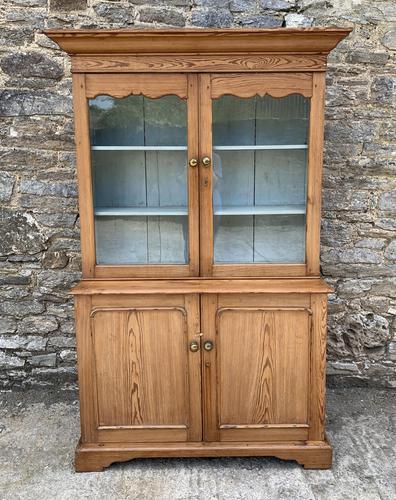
[212,90,312,99]
[87,91,187,100]
[85,74,188,99]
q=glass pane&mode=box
[213,94,309,264]
[89,95,188,265]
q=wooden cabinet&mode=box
[45,27,351,471]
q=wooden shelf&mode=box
[95,206,305,216]
[95,207,188,216]
[91,146,187,151]
[213,145,308,151]
[214,205,306,216]
[92,145,307,151]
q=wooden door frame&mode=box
[199,72,325,278]
[72,73,200,278]
[201,292,326,443]
[76,293,202,444]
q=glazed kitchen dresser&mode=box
[45,28,351,472]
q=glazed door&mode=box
[74,73,199,278]
[201,294,311,442]
[199,73,325,277]
[89,294,202,443]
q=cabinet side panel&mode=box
[72,74,96,277]
[309,293,328,440]
[75,295,98,443]
[306,72,325,276]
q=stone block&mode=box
[0,301,45,318]
[260,0,292,11]
[238,14,283,27]
[191,9,233,27]
[321,248,382,265]
[327,361,360,375]
[325,120,377,145]
[29,353,57,367]
[19,179,77,198]
[384,241,396,261]
[34,213,77,229]
[382,29,396,50]
[0,335,47,351]
[0,90,72,117]
[336,279,373,297]
[18,316,58,335]
[345,51,390,65]
[355,239,386,250]
[345,313,390,350]
[379,190,396,213]
[0,28,34,47]
[139,7,185,26]
[0,52,64,80]
[284,12,312,26]
[0,275,31,286]
[0,210,46,257]
[18,194,78,211]
[194,0,230,7]
[59,320,76,335]
[48,336,76,348]
[0,352,25,370]
[94,3,134,23]
[131,0,188,4]
[371,76,396,106]
[60,349,76,362]
[230,0,256,12]
[0,317,17,334]
[50,0,87,11]
[37,270,81,292]
[0,173,15,202]
[6,9,46,28]
[388,342,396,361]
[42,251,69,269]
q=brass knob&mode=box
[203,340,214,351]
[189,341,200,352]
[202,156,211,167]
[189,158,198,167]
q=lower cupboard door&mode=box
[90,295,201,443]
[202,295,311,442]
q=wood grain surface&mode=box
[71,54,327,73]
[45,27,352,55]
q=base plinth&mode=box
[75,439,332,472]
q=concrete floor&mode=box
[0,388,395,500]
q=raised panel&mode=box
[93,307,187,426]
[91,300,201,443]
[215,306,310,441]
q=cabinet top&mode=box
[44,27,352,56]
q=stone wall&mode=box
[0,0,395,389]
